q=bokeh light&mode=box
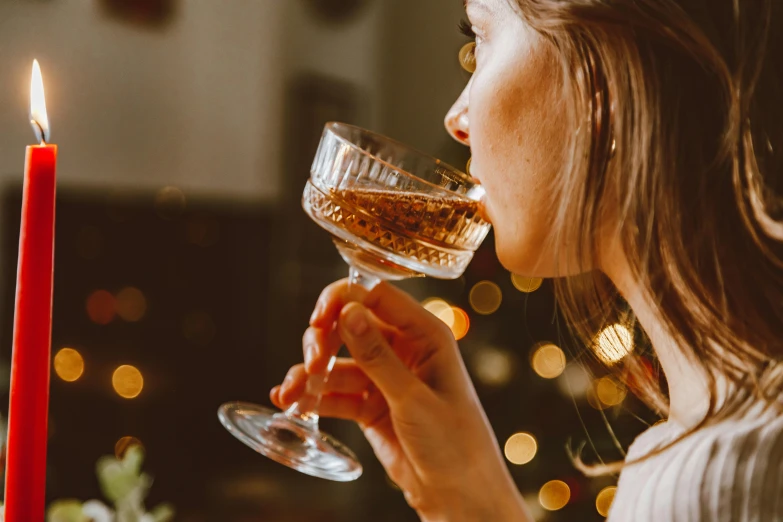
[115,287,147,322]
[596,376,627,407]
[596,486,617,517]
[531,343,567,379]
[86,289,116,325]
[449,307,470,340]
[155,186,187,219]
[595,324,633,364]
[53,348,84,382]
[539,480,571,511]
[422,298,452,322]
[511,274,543,293]
[469,281,502,315]
[115,436,144,459]
[473,347,515,387]
[504,432,537,465]
[422,299,469,339]
[556,363,592,398]
[112,365,144,399]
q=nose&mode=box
[444,80,471,146]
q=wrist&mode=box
[415,471,531,522]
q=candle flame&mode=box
[30,59,50,144]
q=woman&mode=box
[271,0,783,520]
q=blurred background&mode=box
[0,0,659,520]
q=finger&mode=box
[302,325,342,374]
[309,278,368,328]
[274,359,373,405]
[363,282,451,341]
[326,359,372,395]
[279,364,308,403]
[338,302,421,405]
[270,385,282,408]
[317,390,389,428]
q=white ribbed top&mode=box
[608,406,783,521]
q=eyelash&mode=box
[458,18,476,39]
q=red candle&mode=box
[3,59,57,522]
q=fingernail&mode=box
[345,306,368,336]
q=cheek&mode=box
[468,46,568,275]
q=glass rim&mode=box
[323,121,480,199]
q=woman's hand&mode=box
[270,279,531,522]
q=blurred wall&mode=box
[0,0,287,202]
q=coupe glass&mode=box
[218,122,491,482]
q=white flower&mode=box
[82,500,114,522]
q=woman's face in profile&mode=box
[445,0,573,277]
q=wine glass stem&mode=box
[283,265,380,430]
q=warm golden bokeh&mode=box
[449,307,470,340]
[112,365,144,399]
[469,281,502,315]
[596,376,627,407]
[510,273,543,293]
[539,480,571,511]
[116,287,147,322]
[531,343,567,379]
[53,348,85,382]
[86,289,116,325]
[504,432,537,465]
[596,486,617,517]
[115,436,144,459]
[594,324,634,364]
[422,299,470,340]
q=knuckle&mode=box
[356,336,387,365]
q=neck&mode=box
[601,250,710,428]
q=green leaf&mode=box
[122,444,145,475]
[47,499,88,522]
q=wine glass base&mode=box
[218,402,363,482]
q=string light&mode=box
[469,281,502,315]
[596,486,617,517]
[511,274,543,293]
[504,432,537,465]
[531,343,566,379]
[53,348,84,382]
[594,324,633,364]
[539,480,571,511]
[112,365,144,399]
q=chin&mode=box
[494,237,554,278]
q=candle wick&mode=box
[30,118,48,145]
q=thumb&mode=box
[338,302,420,404]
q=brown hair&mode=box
[513,0,783,472]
